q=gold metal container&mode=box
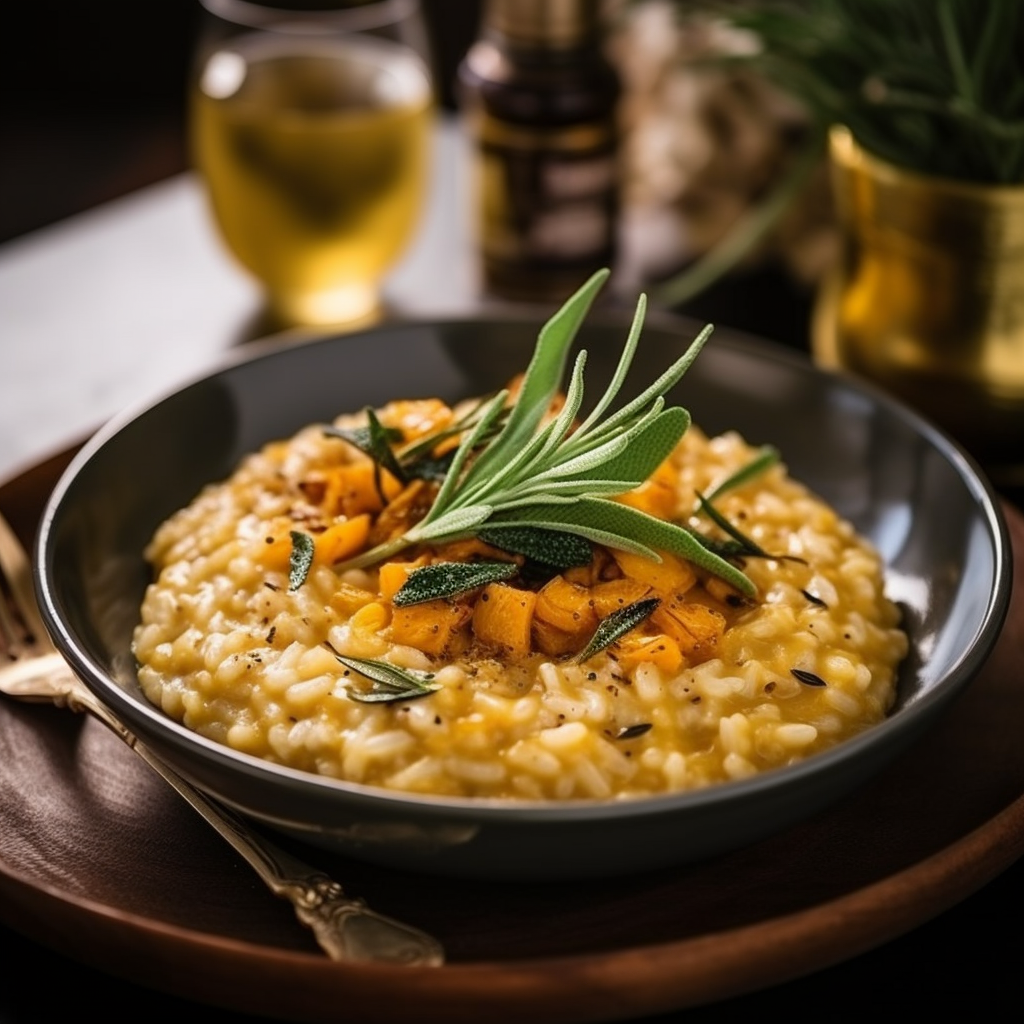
[813,126,1024,488]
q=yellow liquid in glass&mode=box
[193,34,432,325]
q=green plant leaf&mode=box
[334,654,441,703]
[477,525,593,568]
[457,269,610,490]
[392,561,519,606]
[702,445,780,503]
[288,531,315,591]
[490,497,756,596]
[575,597,661,663]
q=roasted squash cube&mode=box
[533,576,598,636]
[472,583,537,659]
[313,514,371,565]
[651,599,726,661]
[590,577,654,618]
[611,632,684,674]
[390,599,472,657]
[610,548,697,597]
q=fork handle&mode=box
[3,659,445,966]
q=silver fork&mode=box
[0,510,444,967]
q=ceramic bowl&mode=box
[34,312,1013,881]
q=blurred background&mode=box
[0,0,824,349]
[0,0,484,243]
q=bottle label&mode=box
[469,113,619,294]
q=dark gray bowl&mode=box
[35,312,1013,881]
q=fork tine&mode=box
[0,511,50,659]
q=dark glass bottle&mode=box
[457,0,622,302]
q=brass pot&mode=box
[813,125,1024,488]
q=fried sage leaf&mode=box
[334,654,441,703]
[575,597,661,663]
[288,530,315,591]
[477,525,593,569]
[392,560,519,606]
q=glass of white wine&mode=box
[191,0,436,329]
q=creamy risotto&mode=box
[132,393,908,801]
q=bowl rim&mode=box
[34,312,1015,823]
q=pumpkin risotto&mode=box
[132,278,908,801]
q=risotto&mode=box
[133,273,907,801]
[132,400,908,803]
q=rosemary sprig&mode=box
[333,653,441,703]
[332,269,757,598]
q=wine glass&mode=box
[190,0,436,330]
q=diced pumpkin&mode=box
[533,576,598,636]
[390,599,472,657]
[530,576,597,657]
[650,599,726,661]
[471,583,537,659]
[531,619,583,659]
[610,548,697,597]
[613,459,680,519]
[590,577,654,618]
[562,546,621,588]
[429,538,519,566]
[611,632,684,674]
[327,462,404,518]
[329,583,377,618]
[376,398,454,444]
[252,518,298,572]
[313,514,371,565]
[370,479,437,545]
[350,601,390,633]
[377,558,427,602]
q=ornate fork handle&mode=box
[2,656,445,966]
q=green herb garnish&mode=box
[702,445,780,503]
[575,597,661,663]
[334,654,441,703]
[477,525,593,570]
[392,561,519,606]
[333,269,757,599]
[324,412,405,480]
[693,492,771,559]
[288,530,315,590]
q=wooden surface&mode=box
[1,449,1023,1022]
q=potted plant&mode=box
[645,0,1024,487]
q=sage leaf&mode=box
[492,497,757,596]
[288,530,315,591]
[392,560,519,606]
[576,597,661,663]
[334,654,441,703]
[458,269,609,490]
[477,525,593,569]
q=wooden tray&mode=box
[2,447,1023,1023]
